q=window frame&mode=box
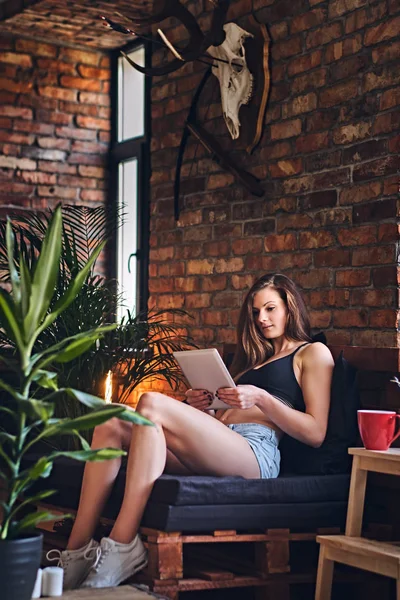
[109,38,151,316]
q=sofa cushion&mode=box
[27,455,350,532]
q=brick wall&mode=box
[149,0,400,351]
[0,34,110,212]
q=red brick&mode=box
[315,248,351,267]
[55,126,97,141]
[291,67,328,93]
[36,59,77,75]
[0,131,34,145]
[372,110,400,135]
[39,86,77,102]
[364,15,400,45]
[336,269,370,286]
[295,131,329,153]
[271,36,303,60]
[353,199,397,224]
[212,291,242,308]
[310,310,332,328]
[37,137,71,151]
[79,92,110,106]
[264,233,297,252]
[207,173,235,190]
[300,190,337,210]
[319,79,358,107]
[36,110,73,126]
[363,64,400,91]
[370,309,397,328]
[352,245,395,266]
[16,39,57,58]
[277,213,313,232]
[353,156,398,181]
[380,87,400,110]
[187,259,214,275]
[78,165,105,179]
[269,159,303,178]
[185,293,211,309]
[270,119,302,140]
[203,240,230,257]
[295,269,331,289]
[38,186,78,200]
[306,22,342,49]
[77,65,110,80]
[59,48,100,66]
[383,176,399,196]
[282,93,317,118]
[351,288,395,306]
[148,278,174,294]
[71,141,108,154]
[378,223,399,243]
[60,76,102,92]
[68,153,105,166]
[333,309,368,327]
[310,289,350,308]
[14,121,54,136]
[291,8,326,33]
[203,311,229,326]
[325,34,363,62]
[0,156,36,170]
[38,161,77,175]
[58,175,97,188]
[0,52,32,67]
[329,0,368,17]
[338,225,377,246]
[299,230,335,249]
[202,276,228,292]
[339,181,381,205]
[19,171,57,185]
[270,21,288,40]
[343,139,387,165]
[372,40,400,64]
[287,50,322,77]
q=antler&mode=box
[103,0,229,77]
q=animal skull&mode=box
[207,22,254,140]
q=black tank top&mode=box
[236,344,309,411]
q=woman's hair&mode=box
[230,273,311,379]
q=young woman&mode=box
[49,273,334,590]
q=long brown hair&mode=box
[230,273,311,379]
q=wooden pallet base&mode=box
[136,526,341,600]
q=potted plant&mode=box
[0,206,151,600]
[0,205,195,448]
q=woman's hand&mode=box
[216,385,259,410]
[185,388,213,411]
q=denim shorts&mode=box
[227,423,280,479]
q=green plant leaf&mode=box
[28,456,54,480]
[48,448,126,461]
[37,241,106,334]
[43,405,137,435]
[19,254,31,318]
[6,220,21,308]
[31,369,58,391]
[17,398,54,421]
[10,510,63,538]
[0,288,24,352]
[23,205,62,341]
[54,337,98,363]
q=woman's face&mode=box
[252,287,288,340]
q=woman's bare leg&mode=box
[109,392,260,544]
[67,416,192,549]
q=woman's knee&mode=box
[137,391,165,420]
[92,416,126,445]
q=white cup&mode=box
[42,566,63,597]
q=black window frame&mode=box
[109,38,151,315]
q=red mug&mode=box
[357,410,400,451]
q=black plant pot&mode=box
[0,532,43,600]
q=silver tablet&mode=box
[173,348,236,410]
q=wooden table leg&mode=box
[345,455,368,536]
[396,578,400,600]
[314,545,334,600]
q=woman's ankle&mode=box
[66,536,92,551]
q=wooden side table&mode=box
[315,448,400,600]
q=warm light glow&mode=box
[105,370,113,404]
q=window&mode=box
[111,42,150,321]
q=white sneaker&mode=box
[81,535,148,588]
[46,539,99,590]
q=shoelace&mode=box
[46,549,68,568]
[46,544,98,570]
[91,540,112,572]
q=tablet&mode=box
[173,348,236,410]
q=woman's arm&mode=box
[257,343,334,447]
